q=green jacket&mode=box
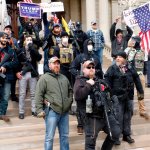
[35,72,73,114]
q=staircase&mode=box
[0,47,150,150]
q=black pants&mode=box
[84,114,120,150]
[11,78,17,98]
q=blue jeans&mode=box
[0,81,11,115]
[44,108,69,150]
[94,47,104,64]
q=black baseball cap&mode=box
[4,25,12,30]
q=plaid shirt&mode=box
[87,29,105,51]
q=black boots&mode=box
[123,135,135,143]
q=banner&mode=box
[123,9,138,28]
[19,2,41,19]
[40,2,64,12]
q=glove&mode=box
[37,111,45,118]
[86,79,95,86]
[138,93,144,100]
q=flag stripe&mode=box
[23,0,33,3]
[139,31,150,53]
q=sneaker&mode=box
[140,112,149,120]
[0,115,10,122]
[123,135,135,144]
[32,112,37,117]
[19,114,24,119]
[77,127,83,135]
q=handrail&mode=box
[103,43,113,61]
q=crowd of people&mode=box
[0,12,149,150]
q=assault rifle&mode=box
[93,79,112,140]
[70,29,81,53]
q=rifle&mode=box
[93,80,113,140]
[70,29,81,53]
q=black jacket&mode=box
[104,63,144,100]
[70,39,103,79]
[0,46,18,82]
[16,44,42,77]
[73,76,105,117]
[110,23,133,57]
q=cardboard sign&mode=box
[123,9,138,27]
[40,2,64,12]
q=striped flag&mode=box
[139,31,150,53]
[133,3,150,58]
[23,0,33,3]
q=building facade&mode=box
[0,0,149,41]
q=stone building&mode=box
[0,0,149,40]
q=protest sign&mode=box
[123,9,138,27]
[40,2,64,12]
[19,2,41,19]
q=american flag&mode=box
[133,3,150,54]
[23,0,33,3]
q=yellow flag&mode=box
[61,17,70,35]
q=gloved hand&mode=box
[86,79,95,86]
[138,93,144,100]
[37,111,45,118]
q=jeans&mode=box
[0,81,11,115]
[118,100,133,136]
[45,107,69,150]
[94,47,104,64]
[19,73,37,114]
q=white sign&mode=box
[123,9,138,27]
[40,2,64,12]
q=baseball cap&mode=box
[116,51,127,59]
[0,32,8,38]
[83,60,95,68]
[60,31,68,38]
[4,25,12,30]
[49,56,60,63]
[53,23,61,28]
[91,20,97,25]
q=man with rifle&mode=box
[70,39,103,135]
[73,60,120,150]
[16,35,42,119]
[71,21,88,54]
[0,32,18,122]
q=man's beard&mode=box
[0,41,6,46]
[52,67,60,74]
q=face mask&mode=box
[26,41,33,46]
[62,37,68,45]
[87,45,93,52]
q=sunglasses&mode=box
[86,66,95,69]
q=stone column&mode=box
[81,0,96,31]
[99,0,110,42]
